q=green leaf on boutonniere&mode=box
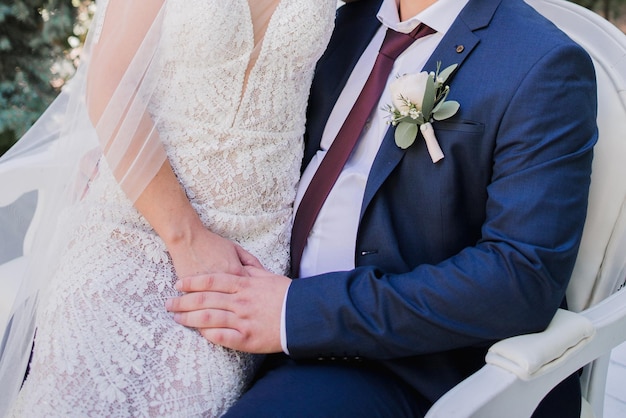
[438,63,458,84]
[432,87,451,113]
[394,122,418,149]
[421,74,436,120]
[433,100,460,120]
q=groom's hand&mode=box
[166,266,291,353]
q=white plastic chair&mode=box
[426,0,626,417]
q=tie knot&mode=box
[379,23,436,61]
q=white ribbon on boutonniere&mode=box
[384,62,460,163]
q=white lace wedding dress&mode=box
[9,1,334,416]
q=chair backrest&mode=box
[525,0,626,313]
[0,147,58,332]
[0,150,55,259]
[525,1,626,414]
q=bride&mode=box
[0,0,335,415]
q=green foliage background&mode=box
[0,0,623,157]
[0,0,94,156]
[574,0,626,20]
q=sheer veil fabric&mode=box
[0,0,285,413]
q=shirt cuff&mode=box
[280,282,291,355]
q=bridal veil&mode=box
[0,0,281,412]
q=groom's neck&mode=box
[399,0,437,21]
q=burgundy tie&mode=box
[291,24,436,276]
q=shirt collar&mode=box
[377,0,470,35]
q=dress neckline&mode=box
[238,0,285,108]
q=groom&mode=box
[167,0,597,415]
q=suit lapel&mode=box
[422,0,497,73]
[360,0,501,220]
[304,0,383,168]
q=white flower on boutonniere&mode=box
[384,62,460,163]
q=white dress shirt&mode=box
[282,0,469,353]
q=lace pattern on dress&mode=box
[9,0,335,416]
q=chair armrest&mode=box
[486,309,595,379]
[426,290,626,418]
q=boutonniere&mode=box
[384,62,460,163]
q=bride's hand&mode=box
[167,226,263,278]
[129,162,263,278]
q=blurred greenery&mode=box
[0,0,94,156]
[0,0,623,157]
[572,0,626,21]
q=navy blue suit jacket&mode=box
[287,0,597,411]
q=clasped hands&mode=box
[165,228,290,354]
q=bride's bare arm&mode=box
[86,0,261,277]
[134,162,262,278]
